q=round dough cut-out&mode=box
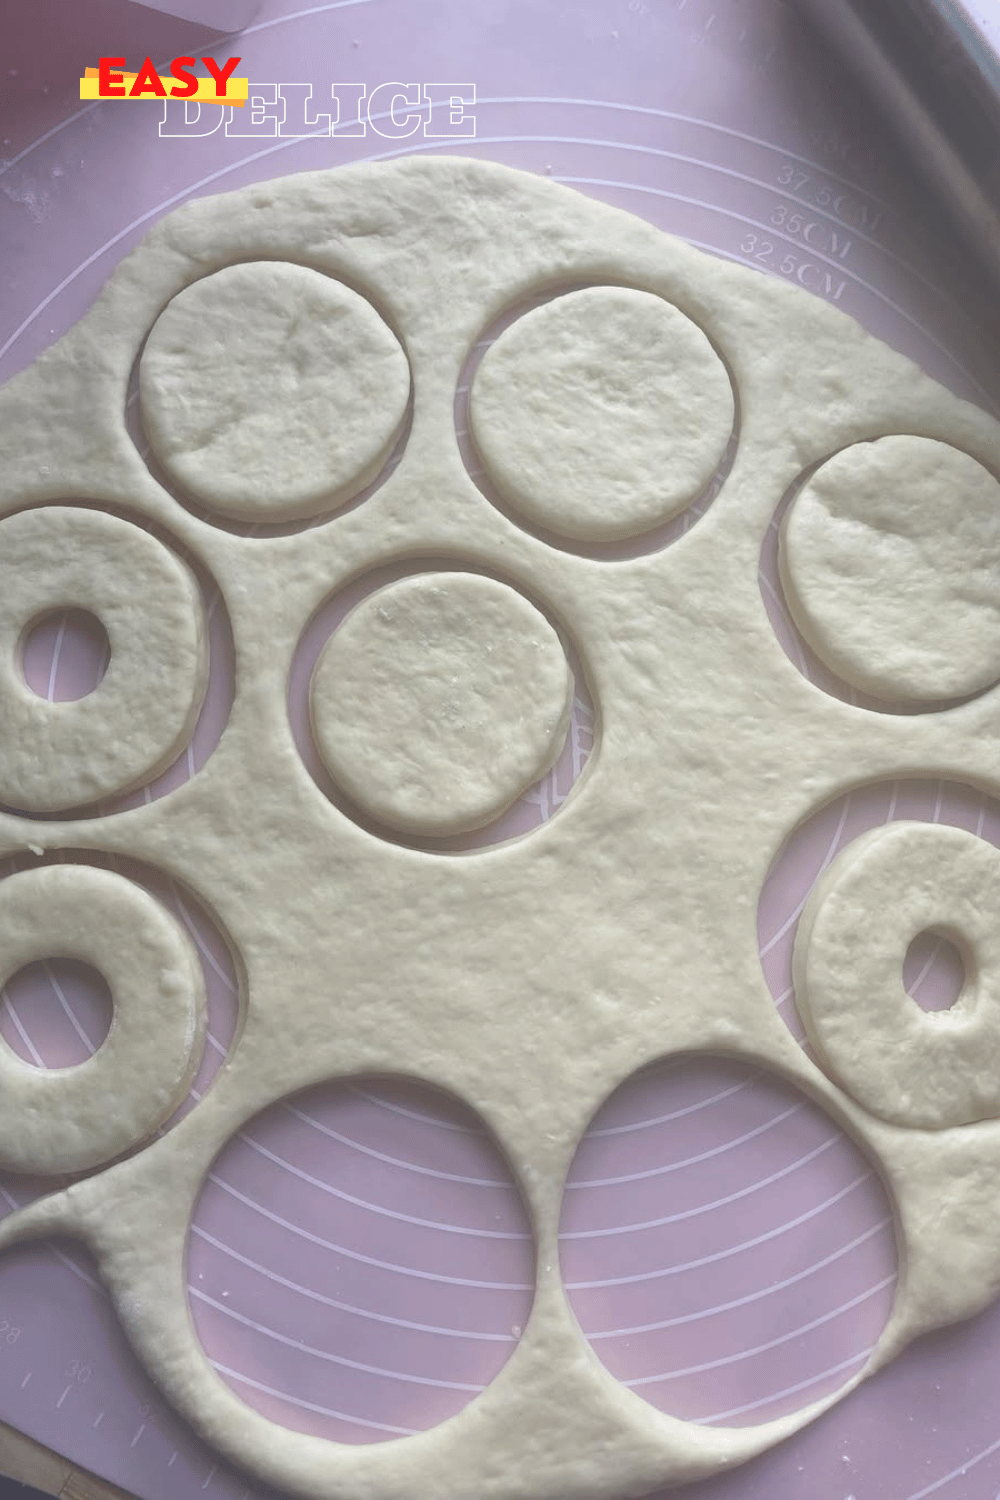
[0,507,207,813]
[140,262,411,522]
[793,822,1000,1129]
[310,572,575,835]
[469,286,734,541]
[0,864,206,1174]
[779,437,1000,703]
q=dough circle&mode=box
[140,262,411,522]
[793,822,1000,1129]
[0,507,207,813]
[469,286,734,541]
[310,572,575,835]
[779,437,1000,703]
[0,864,206,1174]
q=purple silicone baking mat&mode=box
[2,2,1000,1498]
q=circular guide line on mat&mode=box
[559,1054,897,1428]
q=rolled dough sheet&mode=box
[0,156,998,1500]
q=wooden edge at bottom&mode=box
[0,1415,136,1499]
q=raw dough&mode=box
[793,822,1000,1129]
[0,865,205,1174]
[140,261,411,522]
[470,286,734,541]
[0,506,207,813]
[779,436,1000,703]
[310,571,574,835]
[0,156,999,1500]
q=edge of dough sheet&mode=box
[0,155,999,1500]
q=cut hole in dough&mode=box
[0,864,206,1174]
[0,507,208,814]
[310,572,575,836]
[559,1055,896,1427]
[140,262,411,524]
[21,608,110,702]
[469,286,734,542]
[0,958,113,1067]
[188,1076,535,1443]
[779,437,1000,705]
[903,930,967,1013]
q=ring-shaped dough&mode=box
[779,438,1000,703]
[310,572,575,835]
[470,286,734,541]
[0,865,206,1174]
[0,507,208,812]
[140,262,411,522]
[792,822,1000,1128]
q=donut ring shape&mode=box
[793,822,1000,1129]
[0,507,208,812]
[0,864,206,1174]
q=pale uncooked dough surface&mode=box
[793,822,1000,1129]
[140,260,411,521]
[470,286,734,540]
[311,572,573,835]
[0,865,205,1173]
[0,157,999,1500]
[779,436,1000,703]
[0,506,207,813]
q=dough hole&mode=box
[188,1077,535,1443]
[138,263,411,528]
[290,561,596,850]
[903,930,967,1013]
[0,958,112,1068]
[459,284,738,560]
[559,1055,896,1427]
[21,609,109,702]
